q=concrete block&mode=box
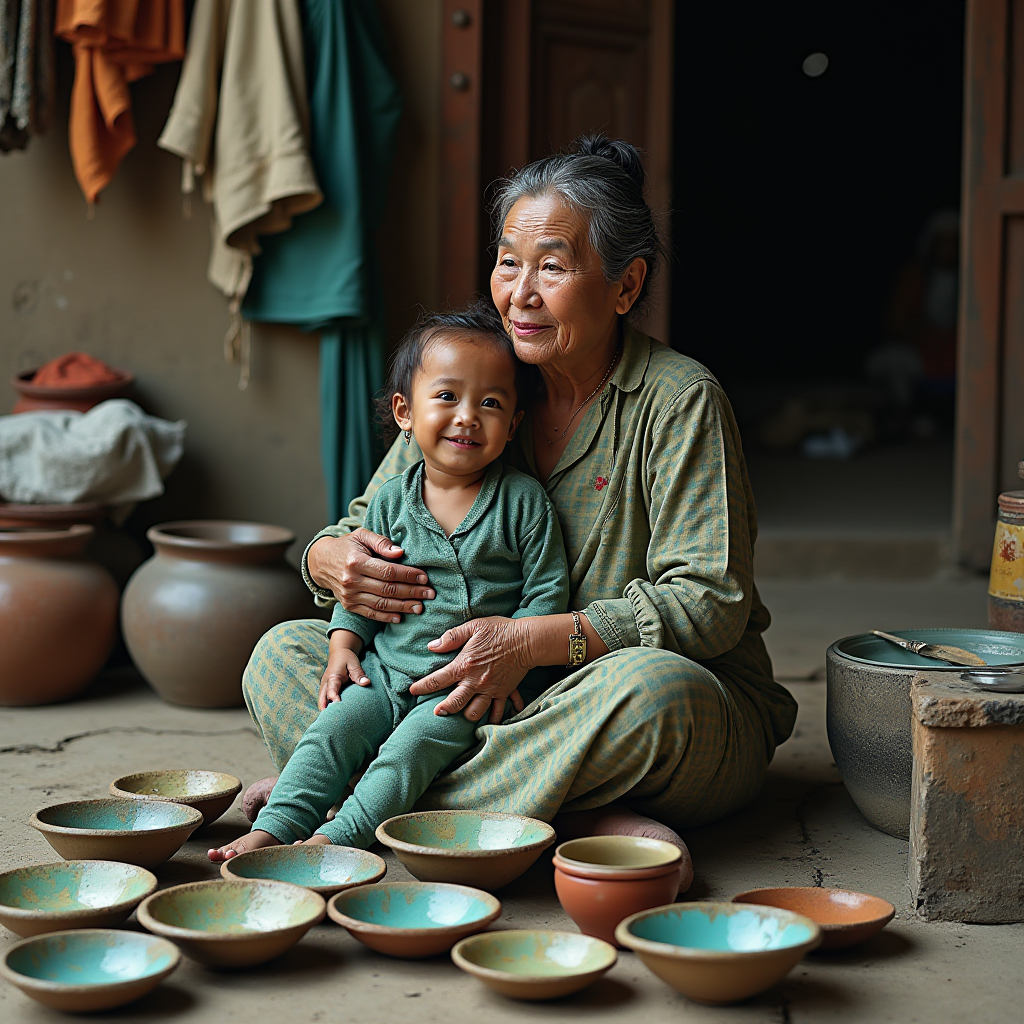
[909,675,1024,922]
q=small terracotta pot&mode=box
[553,836,683,947]
[11,368,134,414]
[121,521,315,708]
[0,525,119,705]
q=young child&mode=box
[211,303,568,859]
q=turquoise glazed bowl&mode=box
[137,879,325,968]
[0,928,180,1012]
[220,843,386,895]
[616,902,821,1005]
[327,880,501,958]
[110,769,242,826]
[29,798,203,867]
[376,810,555,890]
[0,860,158,937]
[452,929,617,1001]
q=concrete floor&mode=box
[2,575,1020,1023]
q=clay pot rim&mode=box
[326,881,501,937]
[451,929,617,982]
[552,854,682,882]
[0,928,181,995]
[146,520,296,552]
[730,888,896,933]
[0,501,107,524]
[0,861,158,922]
[375,811,556,859]
[137,880,326,942]
[109,770,243,804]
[219,846,387,895]
[0,523,95,544]
[553,836,682,873]
[30,799,204,838]
[12,368,134,401]
[614,902,822,961]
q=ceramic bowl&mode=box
[615,902,821,1005]
[137,879,325,968]
[0,860,158,937]
[731,887,895,951]
[375,810,555,891]
[0,928,180,1012]
[29,798,204,867]
[220,844,387,896]
[452,929,617,1001]
[327,880,501,958]
[553,836,684,946]
[109,769,243,826]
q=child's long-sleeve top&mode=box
[329,460,569,692]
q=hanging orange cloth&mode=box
[55,0,185,205]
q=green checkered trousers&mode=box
[243,326,798,831]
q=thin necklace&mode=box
[542,345,622,446]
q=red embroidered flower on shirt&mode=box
[594,476,609,491]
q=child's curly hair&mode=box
[376,299,539,443]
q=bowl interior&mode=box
[5,931,176,985]
[732,888,894,927]
[144,882,321,934]
[36,800,198,833]
[556,835,680,870]
[834,629,1024,668]
[0,862,153,913]
[224,845,382,889]
[458,930,615,977]
[113,770,239,800]
[333,883,495,930]
[383,811,550,852]
[627,904,817,952]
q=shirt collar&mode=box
[610,321,651,394]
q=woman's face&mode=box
[491,193,646,368]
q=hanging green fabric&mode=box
[243,0,401,522]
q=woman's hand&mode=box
[307,530,435,623]
[319,636,371,709]
[408,617,534,723]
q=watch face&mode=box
[568,634,587,665]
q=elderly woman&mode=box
[241,135,797,886]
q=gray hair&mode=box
[490,134,662,317]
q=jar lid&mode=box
[998,491,1024,513]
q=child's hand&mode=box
[319,640,370,709]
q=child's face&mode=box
[393,333,523,479]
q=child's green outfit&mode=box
[253,460,569,847]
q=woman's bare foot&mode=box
[553,803,694,892]
[208,829,282,863]
[242,777,278,823]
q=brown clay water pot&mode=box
[11,367,134,414]
[553,836,684,947]
[0,525,118,705]
[121,521,315,708]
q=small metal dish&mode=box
[960,669,1024,693]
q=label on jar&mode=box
[989,521,1024,601]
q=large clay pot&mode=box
[0,525,119,705]
[121,521,315,708]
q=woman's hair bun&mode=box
[573,133,646,192]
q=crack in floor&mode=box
[0,725,258,755]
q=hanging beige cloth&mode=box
[157,0,322,307]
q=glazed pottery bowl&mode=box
[220,843,386,896]
[376,810,555,891]
[0,860,158,937]
[29,799,204,868]
[109,769,243,827]
[553,836,684,946]
[731,887,895,951]
[615,902,821,1005]
[0,928,180,1012]
[137,879,325,969]
[327,880,501,958]
[452,929,617,1001]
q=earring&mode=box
[403,429,411,445]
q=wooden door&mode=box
[956,0,1024,567]
[440,0,674,344]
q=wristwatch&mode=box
[567,611,587,668]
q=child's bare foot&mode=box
[293,834,333,846]
[208,829,281,863]
[242,777,278,822]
